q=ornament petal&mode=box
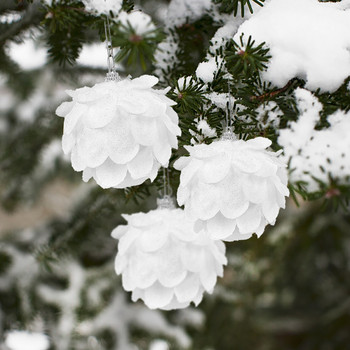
[158,249,187,288]
[190,182,221,220]
[272,175,290,196]
[255,218,267,238]
[236,204,262,234]
[111,225,128,239]
[127,147,154,179]
[177,185,190,206]
[95,158,127,188]
[246,137,272,149]
[130,117,159,146]
[132,75,159,88]
[129,251,158,289]
[206,213,236,240]
[219,175,249,219]
[82,168,94,182]
[173,156,191,171]
[255,159,278,177]
[107,118,140,164]
[199,255,217,292]
[69,85,107,103]
[199,153,230,184]
[84,96,116,129]
[225,226,252,242]
[56,101,74,117]
[144,283,174,309]
[138,229,168,252]
[118,228,139,254]
[161,110,181,136]
[242,175,268,204]
[71,147,86,171]
[153,142,171,166]
[262,186,281,224]
[180,245,202,272]
[114,254,127,274]
[77,127,109,168]
[63,103,86,134]
[179,159,202,187]
[62,133,75,154]
[174,274,200,303]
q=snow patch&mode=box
[196,57,223,83]
[118,10,157,35]
[167,0,212,26]
[5,331,49,350]
[82,0,122,15]
[235,0,350,92]
[279,88,350,191]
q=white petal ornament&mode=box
[56,75,181,188]
[111,197,227,310]
[174,129,289,241]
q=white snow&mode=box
[154,34,179,80]
[118,10,157,35]
[278,88,350,191]
[38,261,86,350]
[5,331,49,350]
[8,38,47,70]
[175,76,193,92]
[206,91,235,110]
[82,0,122,15]
[234,0,350,92]
[255,101,283,128]
[197,119,216,138]
[8,38,116,71]
[77,42,117,69]
[40,139,69,168]
[196,57,223,84]
[149,340,169,350]
[167,0,212,26]
[0,12,21,23]
[77,292,192,349]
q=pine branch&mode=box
[250,78,298,102]
[0,0,27,14]
[0,0,44,44]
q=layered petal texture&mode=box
[174,137,289,241]
[56,75,181,188]
[111,207,227,310]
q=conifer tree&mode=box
[0,1,349,349]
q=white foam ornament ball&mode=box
[174,135,289,241]
[111,200,227,310]
[56,75,180,188]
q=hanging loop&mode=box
[157,168,174,209]
[221,81,236,141]
[104,17,120,82]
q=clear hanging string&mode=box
[221,81,236,140]
[157,168,175,209]
[104,16,120,82]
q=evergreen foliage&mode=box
[0,0,349,349]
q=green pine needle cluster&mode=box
[43,1,95,66]
[214,0,265,17]
[225,34,271,77]
[112,19,164,70]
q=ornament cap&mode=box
[105,70,121,82]
[221,126,236,141]
[157,195,176,209]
